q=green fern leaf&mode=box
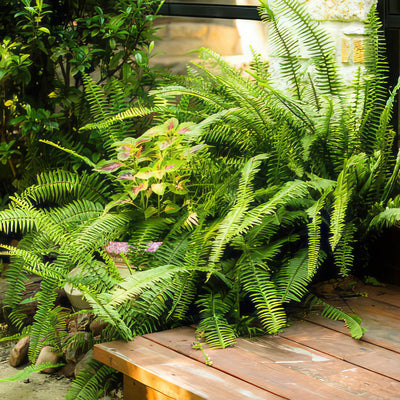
[306,295,365,339]
[66,359,117,400]
[0,362,65,382]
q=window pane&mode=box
[153,16,268,73]
[164,0,260,5]
[389,0,400,14]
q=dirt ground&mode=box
[0,276,123,400]
[0,337,72,400]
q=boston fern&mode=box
[0,171,127,357]
[86,0,400,345]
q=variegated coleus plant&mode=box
[94,117,207,220]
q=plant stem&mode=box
[120,253,134,275]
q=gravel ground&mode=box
[0,327,72,400]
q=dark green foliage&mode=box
[66,359,118,400]
[0,0,162,195]
[196,291,237,348]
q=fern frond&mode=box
[369,207,400,229]
[238,250,286,333]
[82,74,113,123]
[0,245,64,280]
[39,140,96,167]
[276,248,310,303]
[0,362,65,382]
[196,291,236,348]
[72,211,129,254]
[306,295,365,339]
[21,170,109,205]
[240,180,310,234]
[85,292,133,340]
[307,188,333,276]
[28,278,60,361]
[66,359,117,400]
[259,3,303,100]
[100,264,186,307]
[209,154,267,264]
[329,155,366,250]
[333,223,355,277]
[168,271,199,320]
[261,0,343,96]
[0,205,41,234]
[81,103,154,131]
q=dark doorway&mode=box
[380,0,400,133]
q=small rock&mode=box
[74,349,94,378]
[64,332,89,363]
[58,361,76,378]
[35,346,60,373]
[89,318,108,336]
[9,336,30,367]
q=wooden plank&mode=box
[364,284,400,308]
[238,335,400,399]
[279,320,400,381]
[93,338,278,400]
[123,376,174,400]
[307,296,400,353]
[145,327,370,399]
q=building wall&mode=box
[152,0,378,79]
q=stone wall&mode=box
[151,0,378,79]
[299,0,377,83]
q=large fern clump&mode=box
[75,0,400,347]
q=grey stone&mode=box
[74,349,94,378]
[9,336,30,367]
[35,346,60,373]
[89,318,108,336]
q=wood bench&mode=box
[94,284,400,400]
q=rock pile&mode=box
[7,313,108,379]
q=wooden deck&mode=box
[94,284,400,399]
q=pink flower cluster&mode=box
[145,242,163,252]
[105,241,163,254]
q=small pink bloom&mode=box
[105,241,132,255]
[146,242,163,252]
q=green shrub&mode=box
[0,0,162,195]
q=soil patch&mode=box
[0,326,72,400]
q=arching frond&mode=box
[306,295,365,339]
[196,291,236,348]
